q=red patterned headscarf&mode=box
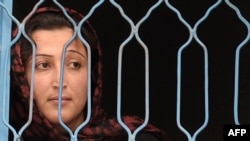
[10,7,167,141]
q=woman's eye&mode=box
[35,62,50,69]
[68,62,81,69]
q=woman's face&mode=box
[25,27,88,131]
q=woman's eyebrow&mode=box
[26,54,53,64]
[67,50,86,59]
[35,54,53,57]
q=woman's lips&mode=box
[48,96,71,105]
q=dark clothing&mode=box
[9,132,164,141]
[130,132,162,141]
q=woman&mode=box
[10,7,170,141]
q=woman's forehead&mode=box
[31,28,86,55]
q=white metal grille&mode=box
[1,0,250,141]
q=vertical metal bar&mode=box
[224,0,250,125]
[165,0,222,141]
[0,0,13,140]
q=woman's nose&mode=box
[52,80,67,89]
[52,65,67,89]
